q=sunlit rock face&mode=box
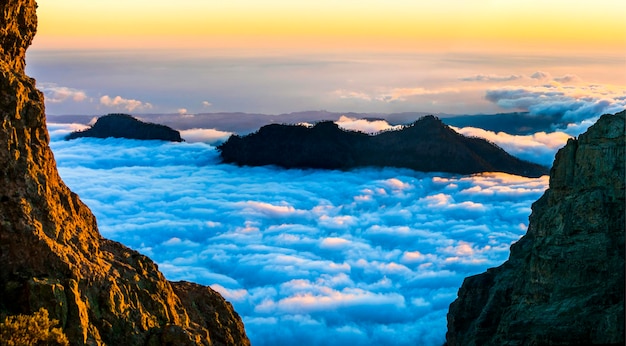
[0,1,249,345]
[446,111,625,345]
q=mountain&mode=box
[446,111,625,345]
[217,115,548,177]
[0,1,249,345]
[66,114,183,142]
[48,110,565,136]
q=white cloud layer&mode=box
[180,128,233,144]
[485,84,626,123]
[452,126,572,166]
[49,126,549,346]
[335,115,401,134]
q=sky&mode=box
[48,124,549,345]
[25,2,625,344]
[27,0,625,117]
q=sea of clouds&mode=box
[48,123,550,346]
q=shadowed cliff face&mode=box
[0,1,249,345]
[446,111,625,345]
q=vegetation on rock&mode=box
[0,308,69,346]
[218,115,548,177]
[66,113,183,142]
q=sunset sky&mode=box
[28,0,625,119]
[34,0,626,52]
[29,2,625,345]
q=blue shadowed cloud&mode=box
[49,127,548,346]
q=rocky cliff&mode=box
[446,110,625,345]
[66,114,183,142]
[0,1,249,345]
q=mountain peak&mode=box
[66,113,183,142]
[218,117,548,177]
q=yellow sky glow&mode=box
[34,0,626,54]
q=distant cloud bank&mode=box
[28,49,624,119]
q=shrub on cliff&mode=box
[0,308,69,346]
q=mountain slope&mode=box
[446,111,625,345]
[218,115,548,177]
[0,1,249,345]
[66,114,183,142]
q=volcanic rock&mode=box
[0,1,249,345]
[446,111,625,345]
[66,114,183,142]
[217,116,548,177]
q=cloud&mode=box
[452,126,572,165]
[100,95,153,112]
[177,108,188,115]
[180,128,233,144]
[334,90,373,101]
[46,123,90,141]
[553,74,582,84]
[202,101,213,107]
[460,74,523,82]
[333,87,459,104]
[376,87,459,103]
[335,115,401,134]
[49,127,550,346]
[461,71,583,85]
[485,84,626,126]
[39,83,87,103]
[530,71,551,81]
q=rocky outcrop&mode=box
[218,116,548,177]
[446,111,625,345]
[66,114,183,142]
[0,1,249,345]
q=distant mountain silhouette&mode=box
[66,114,182,142]
[217,115,548,177]
[442,112,558,135]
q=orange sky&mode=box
[34,0,626,54]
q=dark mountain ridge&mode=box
[218,115,548,177]
[66,113,183,142]
[48,110,560,136]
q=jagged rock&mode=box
[171,281,251,346]
[446,111,625,345]
[0,1,249,345]
[66,114,183,142]
[218,116,548,177]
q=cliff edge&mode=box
[0,1,249,345]
[446,110,625,345]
